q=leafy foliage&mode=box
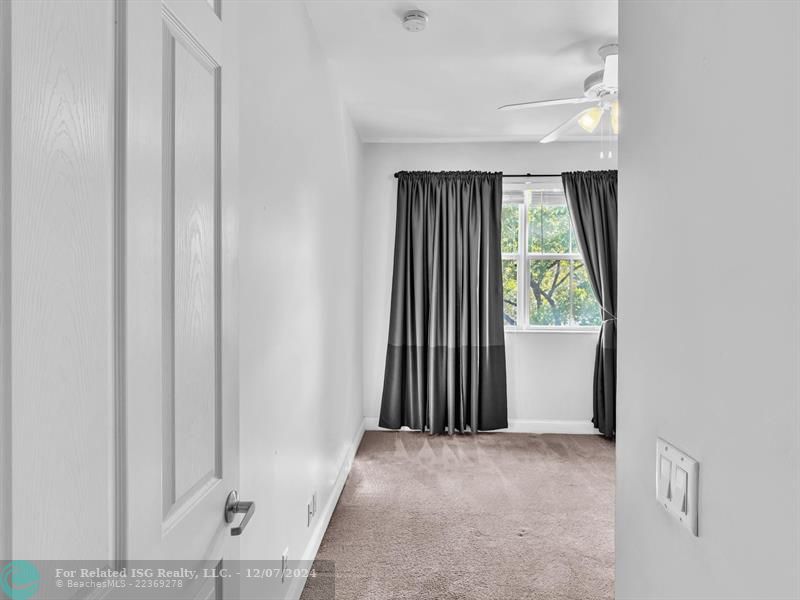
[528,259,600,327]
[502,194,601,328]
[501,204,519,253]
[502,259,518,325]
[528,202,571,253]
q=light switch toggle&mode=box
[675,467,688,514]
[659,457,672,502]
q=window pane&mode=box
[572,260,602,327]
[528,193,571,253]
[501,204,519,253]
[502,259,518,327]
[527,201,542,253]
[541,204,571,253]
[528,259,571,326]
[569,222,580,254]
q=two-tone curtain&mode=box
[379,171,508,434]
[562,170,618,439]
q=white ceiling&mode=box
[304,0,618,142]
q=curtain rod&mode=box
[503,174,561,178]
[393,173,562,179]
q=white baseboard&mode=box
[501,419,598,435]
[287,417,366,600]
[363,416,597,435]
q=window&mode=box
[501,180,601,330]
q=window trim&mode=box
[502,187,601,333]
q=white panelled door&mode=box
[124,0,241,576]
[1,0,241,586]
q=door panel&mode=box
[0,0,10,563]
[8,0,115,560]
[165,22,221,513]
[125,0,239,568]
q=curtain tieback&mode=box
[600,307,616,325]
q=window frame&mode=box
[501,183,601,333]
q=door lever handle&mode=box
[225,490,256,536]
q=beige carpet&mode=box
[302,431,614,600]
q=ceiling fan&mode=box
[498,43,619,144]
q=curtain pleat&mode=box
[562,170,618,439]
[379,171,508,434]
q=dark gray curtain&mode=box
[562,170,618,439]
[379,171,508,434]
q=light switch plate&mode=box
[656,438,699,536]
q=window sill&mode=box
[504,327,600,335]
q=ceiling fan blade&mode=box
[497,97,596,111]
[539,107,597,144]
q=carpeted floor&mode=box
[302,431,614,600]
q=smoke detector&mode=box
[402,10,428,32]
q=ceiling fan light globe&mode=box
[611,100,620,135]
[577,106,604,133]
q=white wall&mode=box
[238,0,364,574]
[361,142,616,430]
[617,2,800,598]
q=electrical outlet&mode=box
[307,491,318,526]
[281,547,289,584]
